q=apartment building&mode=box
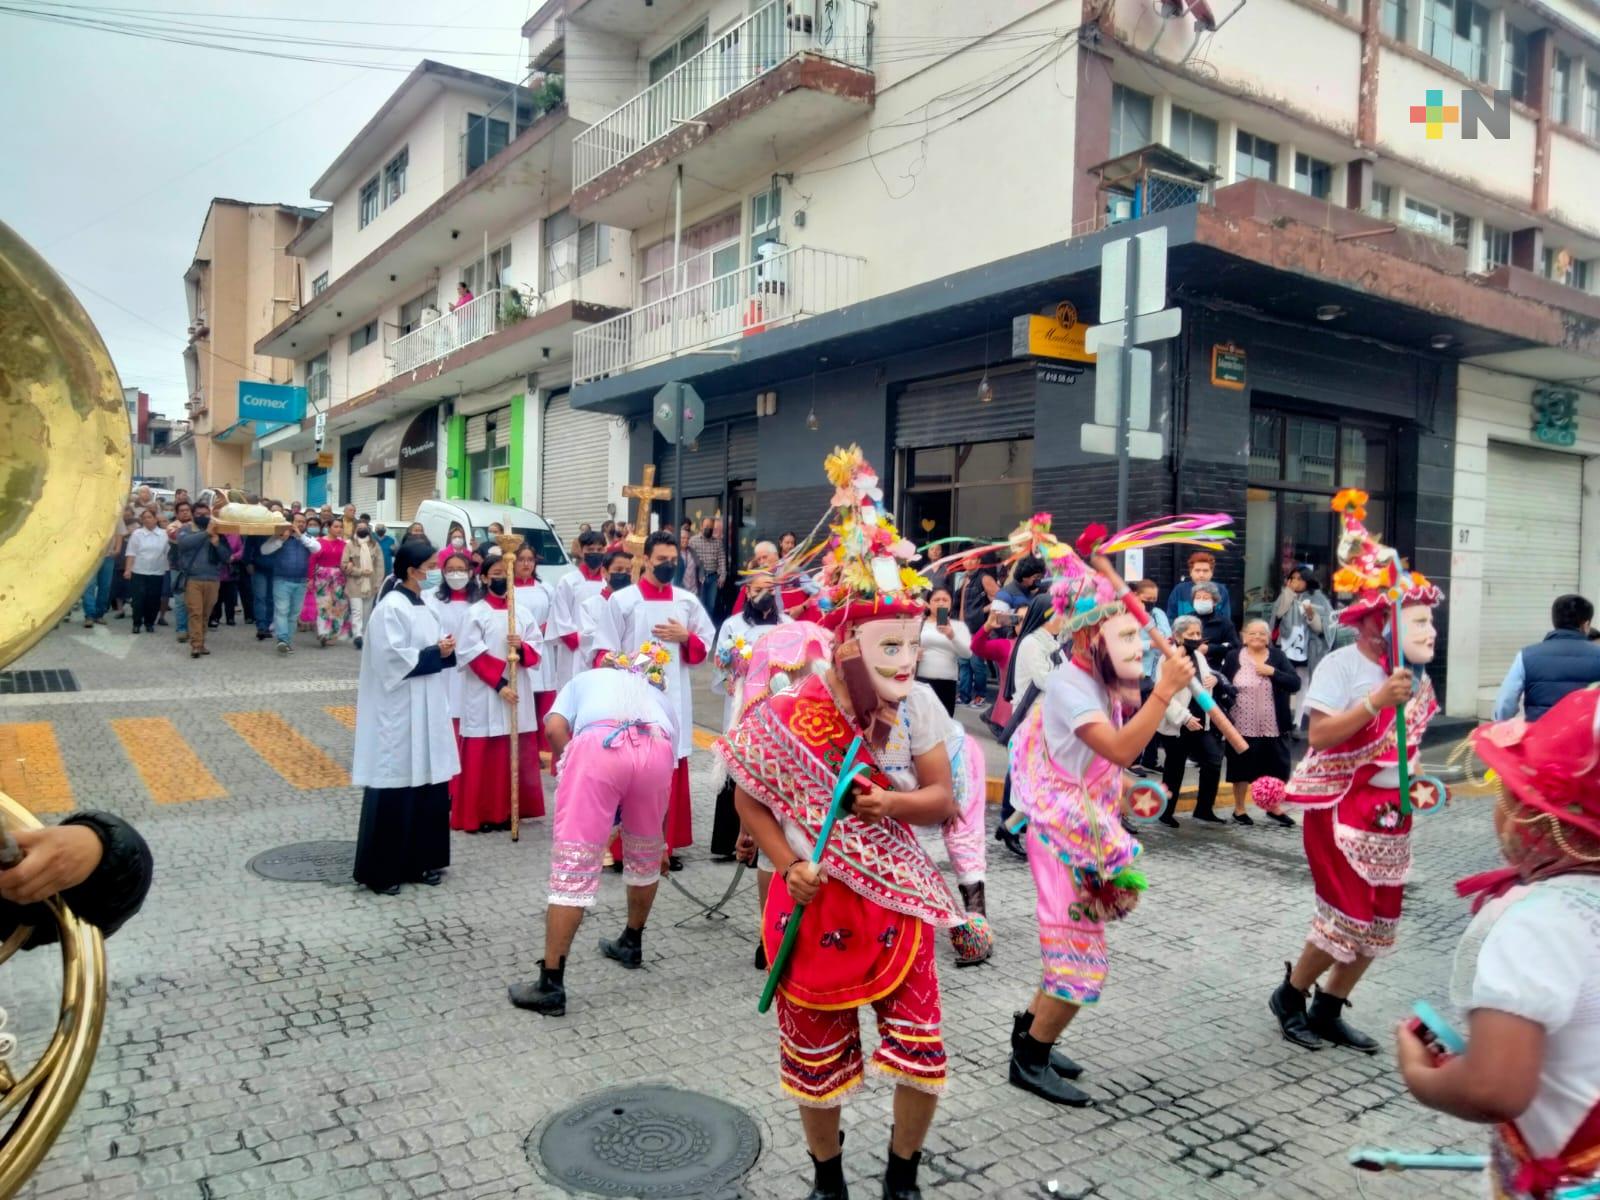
[182,199,319,492]
[252,60,632,534]
[539,0,1600,714]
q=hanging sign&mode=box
[1211,343,1247,390]
[1012,302,1096,364]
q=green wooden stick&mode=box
[758,738,868,1015]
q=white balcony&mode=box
[571,0,873,227]
[573,245,864,383]
[389,289,505,377]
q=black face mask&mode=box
[583,552,604,570]
[651,561,675,584]
[608,571,632,591]
[748,592,777,619]
[356,528,370,539]
[194,515,210,530]
[488,578,508,597]
[1181,638,1203,655]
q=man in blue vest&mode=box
[1493,593,1600,721]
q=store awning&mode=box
[355,407,438,477]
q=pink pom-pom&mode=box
[1251,777,1288,814]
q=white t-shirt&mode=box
[1462,875,1600,1159]
[881,683,962,791]
[550,667,679,744]
[125,527,170,576]
[1302,645,1399,786]
[1040,661,1115,780]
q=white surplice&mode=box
[575,589,611,675]
[548,568,606,689]
[591,579,714,761]
[513,579,558,693]
[352,587,460,789]
[423,590,474,719]
[457,596,545,737]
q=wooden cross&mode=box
[620,465,672,573]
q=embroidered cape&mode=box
[715,673,963,930]
[1283,675,1439,810]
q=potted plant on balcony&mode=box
[501,288,528,326]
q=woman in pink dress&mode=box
[308,516,352,645]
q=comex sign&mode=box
[1409,88,1513,140]
[237,381,308,424]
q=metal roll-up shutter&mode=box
[540,392,611,540]
[466,414,488,453]
[399,466,433,520]
[348,468,379,517]
[1481,442,1583,684]
[894,365,1034,448]
[727,419,758,479]
[493,407,512,448]
[656,424,728,496]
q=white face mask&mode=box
[444,571,470,591]
[1194,599,1214,615]
[1400,603,1437,664]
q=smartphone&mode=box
[933,605,949,626]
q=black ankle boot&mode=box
[1267,962,1323,1051]
[1008,1031,1092,1106]
[1010,1011,1082,1079]
[994,824,1027,860]
[882,1132,920,1200]
[507,958,566,1016]
[958,881,986,918]
[1308,986,1379,1053]
[806,1131,848,1200]
[599,925,643,969]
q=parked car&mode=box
[410,499,574,587]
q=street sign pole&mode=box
[674,428,684,535]
[653,381,704,539]
[1115,241,1139,537]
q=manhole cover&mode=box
[247,841,357,883]
[531,1085,760,1198]
[0,670,78,695]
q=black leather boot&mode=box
[1010,1011,1082,1079]
[958,881,986,917]
[1267,963,1323,1051]
[882,1132,921,1200]
[1308,986,1379,1054]
[806,1130,848,1200]
[994,823,1027,860]
[507,958,566,1016]
[1008,1031,1092,1106]
[599,925,643,969]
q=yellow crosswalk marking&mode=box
[109,717,227,805]
[0,722,74,814]
[223,711,349,790]
[325,705,356,730]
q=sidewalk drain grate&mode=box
[531,1085,760,1197]
[247,841,356,883]
[0,670,79,695]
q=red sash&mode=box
[1496,1100,1600,1197]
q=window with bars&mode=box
[1235,130,1279,183]
[1293,152,1333,199]
[358,176,380,229]
[383,147,408,207]
[542,208,609,292]
[1482,224,1512,270]
[1422,0,1488,80]
[1109,84,1154,158]
[1382,0,1407,36]
[310,272,329,296]
[1504,26,1532,102]
[1168,104,1219,168]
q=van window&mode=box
[469,525,567,565]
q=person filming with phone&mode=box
[917,585,973,716]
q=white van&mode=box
[410,500,575,586]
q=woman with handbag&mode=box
[1219,618,1300,828]
[1272,566,1334,722]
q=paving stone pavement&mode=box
[2,619,1499,1199]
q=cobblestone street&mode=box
[4,620,1498,1200]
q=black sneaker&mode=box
[1232,812,1255,827]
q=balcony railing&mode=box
[390,289,504,377]
[574,245,864,383]
[573,0,872,188]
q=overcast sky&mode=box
[0,0,533,414]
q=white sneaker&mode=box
[276,641,290,655]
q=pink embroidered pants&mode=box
[547,723,674,907]
[1027,825,1108,1005]
[940,735,988,886]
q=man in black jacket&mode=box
[1,813,153,950]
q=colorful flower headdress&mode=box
[1329,489,1442,627]
[601,640,672,691]
[1052,514,1235,635]
[809,445,929,631]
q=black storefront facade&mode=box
[578,203,1529,706]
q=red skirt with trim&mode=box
[763,872,919,1011]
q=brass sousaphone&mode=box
[0,219,130,1195]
